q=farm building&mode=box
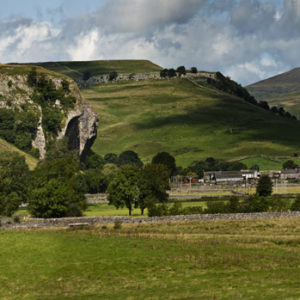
[204,170,259,184]
[280,169,300,180]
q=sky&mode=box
[0,0,298,85]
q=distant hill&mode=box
[28,60,163,81]
[82,76,300,167]
[247,68,300,117]
[0,137,37,169]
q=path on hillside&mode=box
[53,62,83,76]
[186,77,225,95]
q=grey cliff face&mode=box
[62,102,99,160]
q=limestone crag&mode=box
[0,65,98,159]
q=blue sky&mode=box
[0,0,299,85]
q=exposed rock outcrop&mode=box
[0,64,98,160]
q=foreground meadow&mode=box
[0,217,299,299]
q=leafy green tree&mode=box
[107,165,139,215]
[109,71,118,81]
[283,160,298,169]
[102,163,119,182]
[104,153,119,165]
[28,157,86,218]
[0,153,29,216]
[256,175,273,196]
[138,164,170,215]
[84,151,104,169]
[82,169,108,193]
[152,152,176,176]
[191,67,198,73]
[291,196,300,211]
[118,150,143,167]
[176,66,186,76]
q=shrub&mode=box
[191,67,198,73]
[169,202,183,215]
[113,220,122,229]
[13,216,20,223]
[148,203,168,217]
[205,201,227,214]
[291,197,300,211]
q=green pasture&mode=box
[1,217,299,299]
[82,78,300,167]
[84,201,208,217]
[0,138,38,170]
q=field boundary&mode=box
[3,211,300,229]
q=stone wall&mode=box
[3,211,300,229]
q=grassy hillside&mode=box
[30,60,162,81]
[247,68,300,117]
[0,137,38,169]
[82,78,300,167]
[1,217,299,299]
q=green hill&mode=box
[0,137,38,169]
[82,77,300,167]
[29,60,162,81]
[247,68,300,117]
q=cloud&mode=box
[1,0,300,85]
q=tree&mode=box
[176,66,186,76]
[81,169,108,194]
[256,175,273,196]
[84,151,104,170]
[283,160,298,169]
[109,71,118,81]
[83,71,91,81]
[152,152,176,176]
[138,164,170,215]
[160,69,169,78]
[118,150,143,167]
[102,163,119,183]
[0,153,29,216]
[191,67,198,73]
[104,153,118,165]
[107,165,139,215]
[28,157,86,218]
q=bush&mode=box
[148,203,168,217]
[291,197,300,211]
[241,195,269,212]
[191,67,198,73]
[205,201,227,214]
[113,220,122,229]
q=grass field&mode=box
[82,78,300,167]
[33,60,162,80]
[0,217,299,299]
[0,137,38,170]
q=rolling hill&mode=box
[81,76,300,167]
[247,68,300,118]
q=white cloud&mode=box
[1,0,300,85]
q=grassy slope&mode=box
[31,60,162,80]
[1,217,299,299]
[247,68,300,117]
[82,78,300,167]
[0,137,38,170]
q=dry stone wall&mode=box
[3,212,300,229]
